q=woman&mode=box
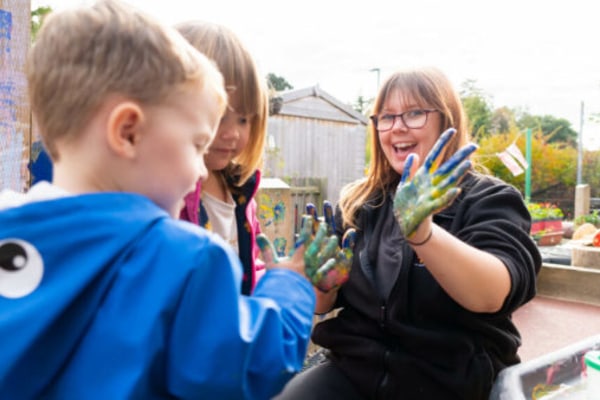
[275,66,541,400]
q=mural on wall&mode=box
[0,5,30,191]
[258,192,288,257]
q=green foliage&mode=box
[353,95,373,115]
[526,202,564,221]
[459,80,578,148]
[475,127,577,193]
[574,210,600,227]
[266,73,293,91]
[474,129,520,184]
[459,80,493,139]
[517,113,577,147]
[583,150,600,198]
[490,106,516,134]
[31,6,52,42]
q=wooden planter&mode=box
[536,232,564,246]
[532,220,564,246]
[531,219,563,235]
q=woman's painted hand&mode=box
[393,128,478,239]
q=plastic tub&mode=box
[489,335,600,400]
[584,350,600,399]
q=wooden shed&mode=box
[264,85,368,205]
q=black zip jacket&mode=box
[312,172,542,400]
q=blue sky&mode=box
[32,0,600,149]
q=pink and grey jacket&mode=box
[180,170,265,295]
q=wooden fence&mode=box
[285,177,326,238]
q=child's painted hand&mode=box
[303,202,356,292]
[256,203,356,292]
[393,128,478,239]
[255,214,335,282]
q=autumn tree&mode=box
[476,128,577,196]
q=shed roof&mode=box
[275,86,368,125]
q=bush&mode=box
[527,202,564,221]
[574,210,600,227]
[476,128,577,195]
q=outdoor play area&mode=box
[2,2,600,399]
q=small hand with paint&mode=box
[303,202,356,292]
[255,213,339,286]
[394,128,478,239]
[255,223,309,278]
[256,202,355,292]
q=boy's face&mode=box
[137,83,221,215]
[204,92,252,171]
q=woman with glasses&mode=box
[275,67,541,400]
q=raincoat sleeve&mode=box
[167,240,315,400]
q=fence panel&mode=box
[287,177,325,238]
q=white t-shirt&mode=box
[202,192,239,255]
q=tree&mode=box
[266,73,293,92]
[31,6,52,41]
[352,95,373,115]
[517,113,577,147]
[583,150,600,198]
[459,79,493,139]
[476,127,577,196]
[489,106,516,134]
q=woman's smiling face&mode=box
[377,89,442,175]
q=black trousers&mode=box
[273,359,365,400]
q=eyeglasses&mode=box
[370,109,438,131]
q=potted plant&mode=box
[574,210,600,229]
[527,202,564,245]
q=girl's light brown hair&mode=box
[27,0,226,161]
[175,21,268,186]
[339,66,471,229]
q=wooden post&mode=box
[575,184,591,220]
[0,0,31,191]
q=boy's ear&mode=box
[106,101,145,158]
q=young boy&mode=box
[0,1,318,398]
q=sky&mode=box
[31,0,600,150]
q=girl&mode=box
[176,21,267,295]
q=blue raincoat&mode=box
[0,192,315,399]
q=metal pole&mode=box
[525,128,532,203]
[577,101,584,185]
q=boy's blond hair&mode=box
[27,0,227,161]
[175,21,268,185]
